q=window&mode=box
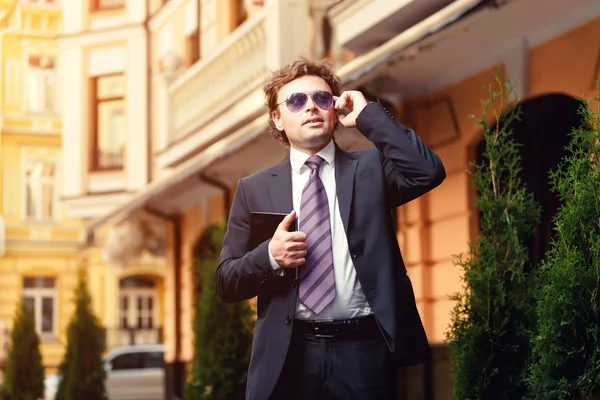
[185,30,200,67]
[109,350,164,370]
[25,55,56,113]
[119,278,157,330]
[111,353,140,370]
[91,0,125,11]
[141,352,164,369]
[92,74,125,171]
[184,1,200,67]
[22,277,57,338]
[23,150,57,221]
[233,0,247,28]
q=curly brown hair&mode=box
[263,58,342,145]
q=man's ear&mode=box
[272,110,284,131]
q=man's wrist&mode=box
[268,242,284,275]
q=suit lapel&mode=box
[267,158,294,212]
[334,145,357,233]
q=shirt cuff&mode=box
[268,241,285,276]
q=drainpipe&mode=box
[144,207,183,400]
[198,172,231,217]
[144,0,153,184]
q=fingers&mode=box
[334,92,352,110]
[284,256,306,268]
[270,221,308,268]
[277,210,297,232]
[338,113,354,128]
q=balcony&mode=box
[155,9,269,170]
[95,148,124,171]
[102,327,163,352]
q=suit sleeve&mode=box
[215,179,283,303]
[355,101,446,208]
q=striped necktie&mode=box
[298,155,336,314]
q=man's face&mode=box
[272,75,337,155]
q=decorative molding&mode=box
[59,24,145,49]
[156,87,264,169]
[87,172,127,193]
[415,96,460,148]
[5,238,81,253]
[62,191,135,220]
[591,43,600,90]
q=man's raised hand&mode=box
[335,90,369,128]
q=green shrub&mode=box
[186,222,254,400]
[55,276,107,400]
[0,303,44,400]
[527,83,600,400]
[447,75,540,399]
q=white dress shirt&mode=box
[268,140,372,321]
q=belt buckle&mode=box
[313,326,333,338]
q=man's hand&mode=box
[335,90,369,128]
[269,210,307,268]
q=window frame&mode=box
[90,73,126,172]
[24,54,57,114]
[119,287,158,330]
[22,276,58,340]
[90,0,125,12]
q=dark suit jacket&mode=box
[216,102,446,400]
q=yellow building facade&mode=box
[0,0,80,373]
[0,0,168,378]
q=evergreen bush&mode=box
[186,222,254,400]
[447,74,540,399]
[0,303,44,400]
[527,83,600,400]
[55,276,107,400]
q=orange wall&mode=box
[396,16,600,343]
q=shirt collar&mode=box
[290,140,335,173]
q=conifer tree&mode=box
[528,83,600,400]
[0,303,44,400]
[186,223,253,400]
[447,75,540,399]
[55,276,107,400]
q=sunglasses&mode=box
[276,90,334,113]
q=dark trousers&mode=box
[269,320,397,400]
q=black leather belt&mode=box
[293,314,380,339]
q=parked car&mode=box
[103,343,165,400]
[44,373,60,400]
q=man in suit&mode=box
[216,59,446,400]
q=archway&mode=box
[476,93,584,267]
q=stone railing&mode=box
[168,9,268,144]
[102,327,164,353]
